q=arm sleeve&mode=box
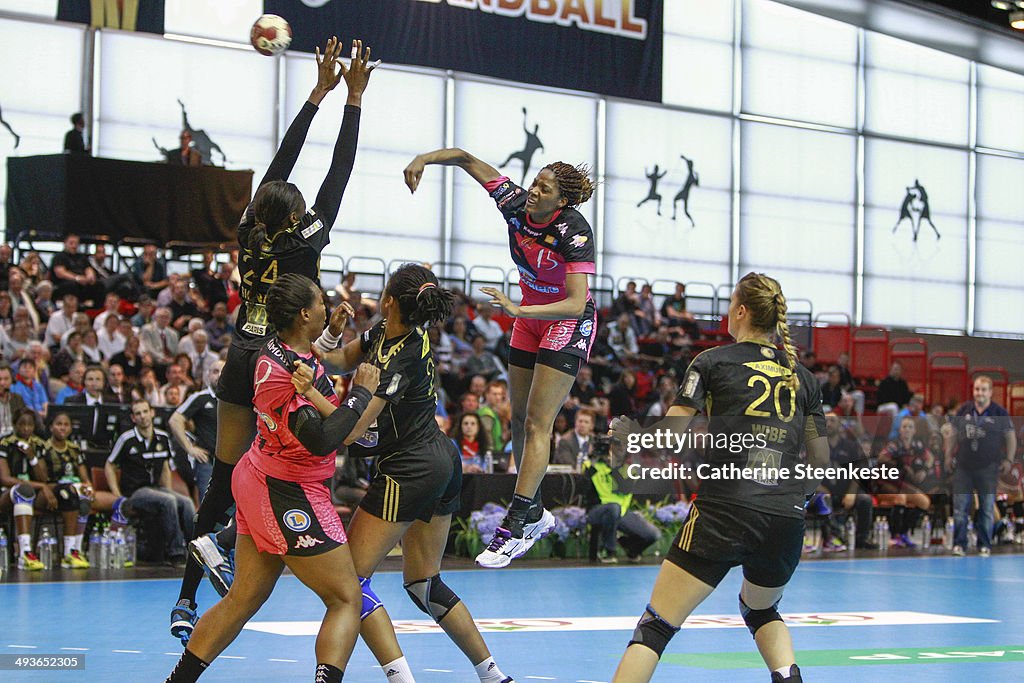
[311,105,362,230]
[484,177,527,222]
[559,221,597,271]
[800,368,827,443]
[260,101,319,186]
[289,386,373,456]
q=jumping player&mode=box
[610,273,828,683]
[173,37,375,638]
[165,274,380,683]
[404,149,597,569]
[300,264,514,683]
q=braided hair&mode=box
[249,180,305,253]
[385,264,454,327]
[266,273,319,334]
[542,162,595,208]
[735,272,800,392]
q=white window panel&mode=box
[164,0,262,43]
[977,65,1024,153]
[977,155,1024,290]
[665,0,734,41]
[663,34,733,113]
[450,241,514,279]
[327,232,443,269]
[748,267,853,318]
[976,153,1024,223]
[975,286,1024,335]
[865,32,970,145]
[742,122,856,202]
[864,276,966,331]
[740,195,855,274]
[0,0,55,17]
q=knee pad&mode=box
[739,595,783,637]
[55,483,80,512]
[11,483,36,516]
[359,576,384,621]
[628,603,680,656]
[404,574,461,623]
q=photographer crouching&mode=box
[583,433,660,563]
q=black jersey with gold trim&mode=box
[349,320,439,457]
[674,341,825,518]
[40,439,85,483]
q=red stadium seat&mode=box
[812,313,851,366]
[928,353,969,408]
[890,338,928,397]
[1009,382,1024,417]
[851,327,889,380]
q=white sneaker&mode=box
[476,509,555,569]
[952,545,965,556]
[979,547,991,557]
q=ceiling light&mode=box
[992,0,1012,9]
[1012,10,1024,28]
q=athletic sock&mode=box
[314,662,343,682]
[474,656,509,683]
[178,553,206,604]
[381,656,415,683]
[166,648,209,683]
[18,534,31,555]
[64,535,74,556]
[215,521,237,550]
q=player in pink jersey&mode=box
[166,273,379,683]
[405,150,596,568]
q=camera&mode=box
[592,434,613,459]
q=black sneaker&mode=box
[771,664,802,682]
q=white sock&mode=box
[71,534,84,554]
[64,535,74,556]
[18,534,32,555]
[382,657,415,683]
[475,656,508,683]
[774,665,794,678]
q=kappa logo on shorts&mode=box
[282,509,311,532]
[294,534,324,550]
[574,339,589,351]
[579,319,594,337]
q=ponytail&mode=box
[735,272,800,392]
[251,180,305,252]
[773,290,800,392]
[386,264,454,327]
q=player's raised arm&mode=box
[404,148,502,193]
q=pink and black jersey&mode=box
[245,337,339,483]
[485,177,596,305]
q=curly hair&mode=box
[542,161,595,208]
[385,264,454,327]
[734,272,800,392]
[266,273,319,334]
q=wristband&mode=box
[313,327,342,355]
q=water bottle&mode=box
[88,527,101,566]
[845,516,857,556]
[37,528,54,570]
[114,529,127,568]
[968,521,977,550]
[0,528,8,573]
[944,517,955,550]
[99,528,111,569]
[872,517,881,546]
[880,518,890,552]
[921,516,932,551]
[483,450,494,475]
[125,526,137,567]
[576,451,585,473]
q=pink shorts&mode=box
[232,454,346,556]
[509,297,597,360]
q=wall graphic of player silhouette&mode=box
[499,107,544,185]
[636,164,668,216]
[153,100,227,166]
[672,154,699,226]
[0,103,20,148]
[892,179,940,242]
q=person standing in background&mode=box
[63,113,90,154]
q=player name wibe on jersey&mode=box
[626,462,901,483]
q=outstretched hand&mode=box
[341,39,378,104]
[310,37,344,103]
[480,287,520,317]
[403,156,425,193]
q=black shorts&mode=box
[216,342,261,406]
[359,433,462,523]
[666,499,804,588]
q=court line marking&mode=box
[7,645,36,649]
[268,658,297,662]
[221,655,246,659]
[61,647,89,651]
[801,565,1024,584]
[113,650,142,653]
[424,669,454,673]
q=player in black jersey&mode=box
[405,149,597,568]
[611,273,828,683]
[173,37,376,644]
[299,264,514,683]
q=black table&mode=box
[6,155,253,244]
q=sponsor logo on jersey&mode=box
[570,234,588,248]
[386,374,402,396]
[579,319,594,337]
[282,509,311,532]
[556,222,569,236]
[682,371,700,398]
[760,346,775,359]
[259,412,277,431]
[294,534,325,550]
[543,234,558,246]
[300,219,324,240]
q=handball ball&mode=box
[250,14,292,56]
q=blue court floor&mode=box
[2,555,1023,682]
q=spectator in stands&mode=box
[140,307,178,367]
[13,358,48,417]
[134,367,163,407]
[946,375,1016,557]
[659,282,688,325]
[876,361,913,417]
[50,233,104,305]
[0,291,13,328]
[553,408,595,468]
[465,334,507,382]
[50,332,87,381]
[161,363,193,405]
[552,411,570,450]
[191,251,227,309]
[156,273,180,308]
[176,319,205,356]
[81,329,102,364]
[131,296,156,329]
[448,315,474,368]
[169,359,222,502]
[65,365,107,407]
[612,280,640,319]
[20,343,52,401]
[878,416,934,547]
[800,350,824,376]
[646,376,679,418]
[8,268,40,331]
[167,279,199,331]
[634,283,659,335]
[110,334,147,380]
[105,399,193,564]
[0,244,11,289]
[888,393,926,440]
[451,412,489,473]
[608,312,639,361]
[32,280,54,325]
[173,354,196,391]
[478,379,511,454]
[459,392,480,414]
[823,414,876,549]
[54,361,87,405]
[0,408,53,570]
[93,293,122,333]
[468,374,487,399]
[21,252,48,290]
[203,301,233,352]
[567,363,597,410]
[45,293,78,348]
[822,366,844,410]
[97,313,126,360]
[185,330,218,384]
[583,437,659,563]
[427,325,453,375]
[132,244,169,299]
[63,112,89,154]
[3,317,32,363]
[105,364,130,404]
[609,369,640,421]
[60,312,91,350]
[0,365,27,436]
[473,301,504,347]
